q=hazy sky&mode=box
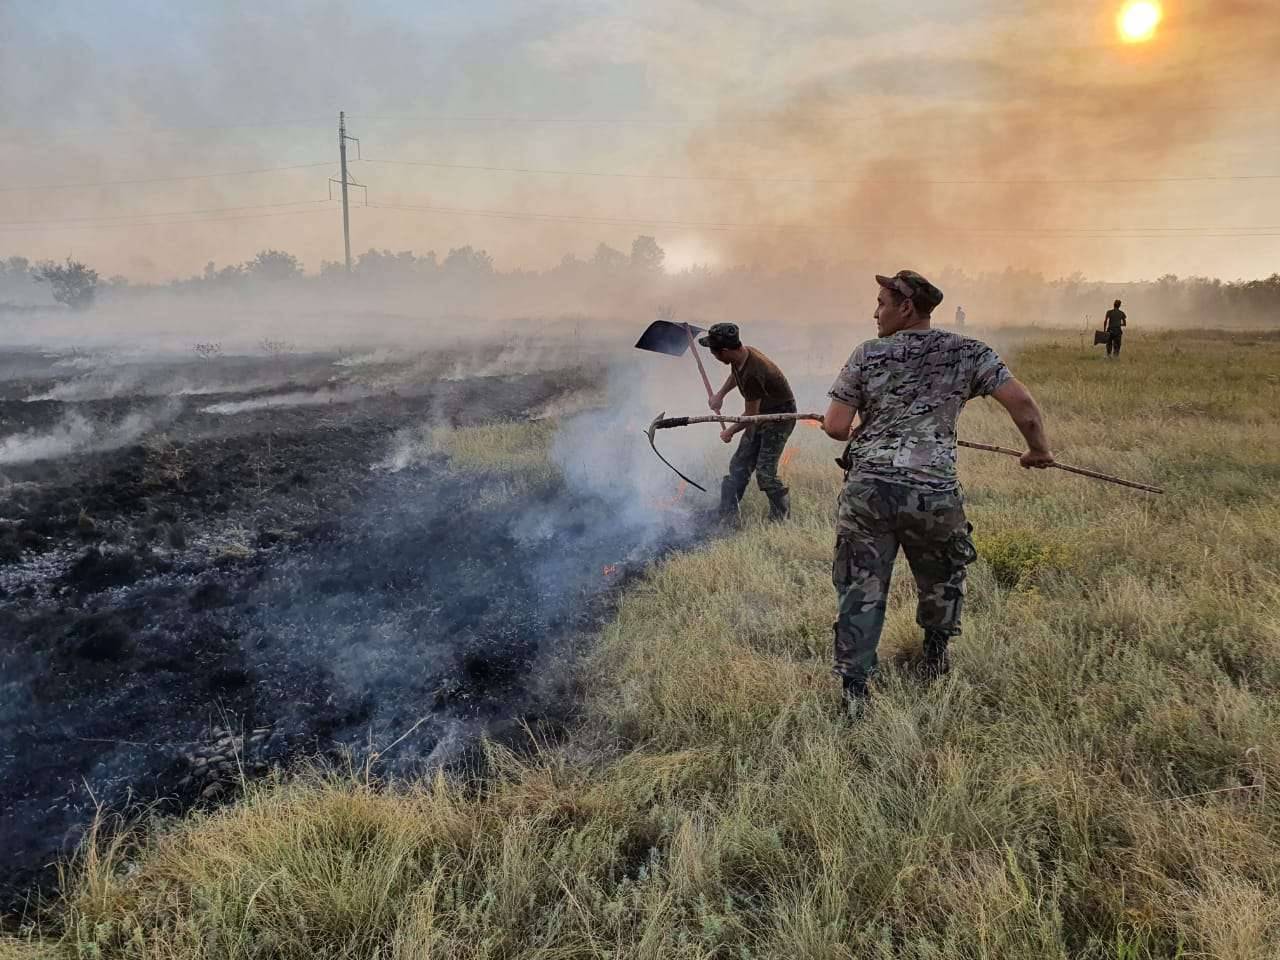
[2,0,1276,282]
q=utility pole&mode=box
[332,113,364,274]
[338,111,352,274]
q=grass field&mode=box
[5,331,1279,959]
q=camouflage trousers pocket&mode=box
[948,523,978,566]
[832,537,856,588]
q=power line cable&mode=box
[346,97,1280,127]
[2,116,334,140]
[364,199,1280,238]
[0,199,333,227]
[361,156,1280,186]
[0,162,335,194]
[0,207,336,233]
[348,113,774,126]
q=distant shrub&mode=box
[35,257,98,310]
[193,342,223,361]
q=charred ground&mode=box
[0,345,697,918]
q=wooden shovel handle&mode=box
[683,323,716,402]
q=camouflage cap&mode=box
[698,322,742,349]
[875,270,944,312]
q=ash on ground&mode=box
[0,344,703,918]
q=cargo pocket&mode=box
[947,522,978,566]
[832,537,856,588]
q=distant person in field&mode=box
[1103,299,1127,358]
[822,270,1054,715]
[703,322,796,522]
[955,304,966,328]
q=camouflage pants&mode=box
[832,477,977,681]
[1106,331,1124,356]
[722,419,795,520]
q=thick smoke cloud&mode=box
[2,1,1276,284]
[676,0,1280,278]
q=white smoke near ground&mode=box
[550,358,724,541]
[370,372,517,474]
[26,369,299,403]
[333,348,402,369]
[372,422,442,474]
[440,335,591,382]
[523,387,610,422]
[0,403,179,465]
[49,353,122,371]
[26,372,154,402]
[368,339,739,540]
[200,386,374,416]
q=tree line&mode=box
[1,240,1277,328]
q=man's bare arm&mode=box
[709,371,737,413]
[990,379,1054,468]
[720,398,760,442]
[823,399,857,441]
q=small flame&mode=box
[780,448,796,469]
[799,419,822,430]
[650,479,689,511]
[602,563,620,577]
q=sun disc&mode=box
[1118,1,1162,43]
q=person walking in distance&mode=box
[822,270,1055,715]
[703,323,797,522]
[1103,299,1127,358]
[955,304,966,329]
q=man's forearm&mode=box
[1009,397,1051,453]
[991,379,1053,456]
[728,400,761,434]
[713,372,736,402]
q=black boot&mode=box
[921,629,952,680]
[719,477,743,525]
[766,490,790,522]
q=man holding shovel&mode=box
[701,323,797,522]
[822,270,1054,714]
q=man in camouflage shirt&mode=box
[822,270,1054,712]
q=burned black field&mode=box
[0,344,698,916]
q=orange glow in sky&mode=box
[1118,1,1162,43]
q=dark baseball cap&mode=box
[875,270,944,312]
[698,322,742,349]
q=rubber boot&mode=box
[920,628,952,680]
[766,489,791,522]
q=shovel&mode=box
[634,319,715,404]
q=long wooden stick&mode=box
[647,412,1164,495]
[651,412,827,430]
[682,323,716,403]
[955,440,1164,494]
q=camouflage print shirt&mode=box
[828,329,1012,492]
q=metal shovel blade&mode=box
[634,320,705,357]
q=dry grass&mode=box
[427,420,558,476]
[393,419,560,505]
[6,331,1280,959]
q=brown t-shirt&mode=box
[733,347,795,414]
